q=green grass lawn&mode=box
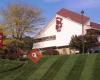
[0,54,100,80]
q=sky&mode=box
[0,0,100,25]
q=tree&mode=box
[1,4,44,40]
[22,36,33,50]
[69,34,98,53]
[0,24,7,38]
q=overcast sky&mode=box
[0,0,100,24]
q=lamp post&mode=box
[81,10,84,54]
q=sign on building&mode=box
[56,17,63,32]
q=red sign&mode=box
[0,32,3,48]
[28,49,43,64]
[56,17,63,32]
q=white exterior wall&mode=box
[33,40,56,48]
[56,15,82,46]
[33,14,90,49]
[84,21,91,34]
[33,16,57,49]
[35,16,57,38]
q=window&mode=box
[34,35,56,43]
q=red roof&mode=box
[90,22,100,30]
[57,8,89,24]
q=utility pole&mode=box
[81,10,85,54]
